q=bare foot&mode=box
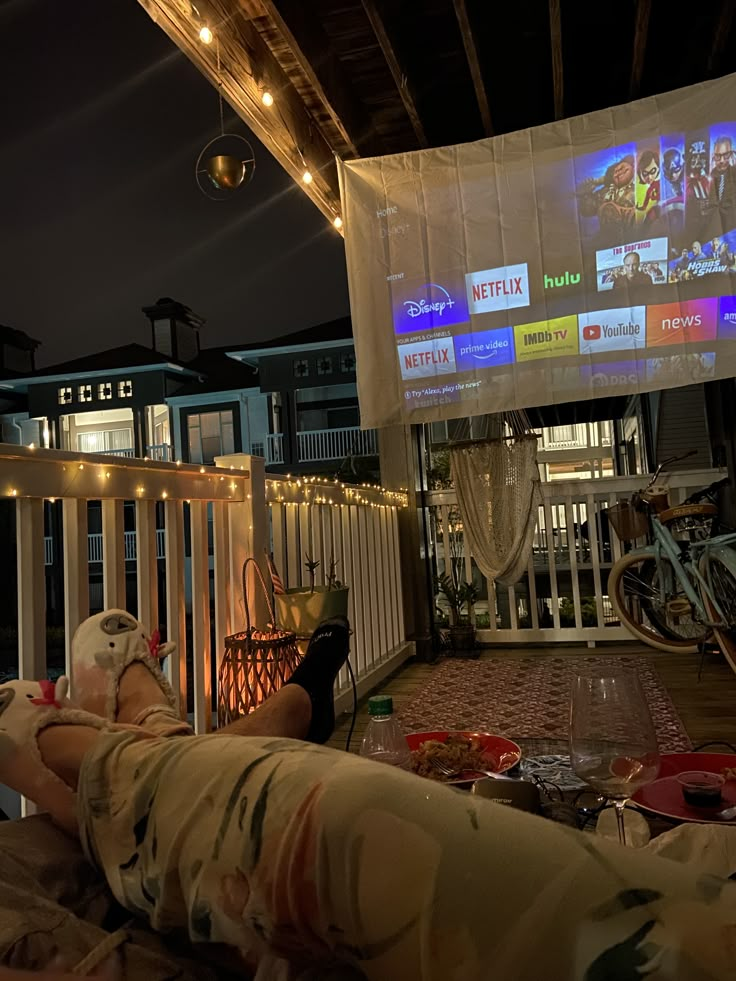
[116,662,170,725]
[37,724,101,791]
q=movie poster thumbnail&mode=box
[596,237,668,292]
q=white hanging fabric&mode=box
[450,436,542,587]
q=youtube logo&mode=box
[578,307,646,354]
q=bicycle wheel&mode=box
[700,550,736,675]
[608,552,706,653]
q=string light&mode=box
[333,216,343,229]
[302,169,313,184]
[199,25,213,44]
[261,89,274,107]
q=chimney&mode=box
[142,297,205,364]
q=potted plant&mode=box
[274,552,350,637]
[435,572,478,654]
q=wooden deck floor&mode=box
[329,643,736,753]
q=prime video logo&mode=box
[459,338,510,359]
[404,283,456,320]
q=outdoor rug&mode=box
[398,656,692,753]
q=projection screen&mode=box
[338,73,736,429]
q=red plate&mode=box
[405,730,522,784]
[633,752,736,824]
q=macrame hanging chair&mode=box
[449,411,542,587]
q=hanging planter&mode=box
[274,553,349,638]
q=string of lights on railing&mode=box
[265,474,408,510]
[189,3,344,231]
[3,447,406,510]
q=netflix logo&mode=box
[466,263,530,314]
[398,337,457,381]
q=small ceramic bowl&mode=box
[676,770,724,808]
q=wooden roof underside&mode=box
[137,0,736,223]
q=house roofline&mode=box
[226,339,352,361]
[0,362,199,392]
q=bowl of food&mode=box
[406,730,522,785]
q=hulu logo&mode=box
[544,270,581,289]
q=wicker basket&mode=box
[607,500,650,542]
[217,557,302,726]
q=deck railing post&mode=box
[215,453,268,631]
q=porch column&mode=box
[705,379,736,528]
[282,392,299,469]
[378,423,435,661]
[133,406,145,458]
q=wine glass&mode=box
[570,671,660,844]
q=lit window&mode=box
[294,359,309,378]
[317,356,333,376]
[58,386,72,406]
[117,380,133,398]
[98,382,112,400]
[78,384,93,402]
[340,353,356,372]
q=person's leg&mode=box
[28,723,736,981]
[215,684,311,739]
[122,617,349,743]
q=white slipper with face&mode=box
[71,610,192,736]
[0,677,107,836]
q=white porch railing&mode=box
[427,469,723,644]
[265,475,410,713]
[2,447,408,731]
[267,433,284,465]
[45,529,168,566]
[297,426,378,463]
[147,443,172,462]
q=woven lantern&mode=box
[218,557,302,726]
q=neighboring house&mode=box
[0,298,378,479]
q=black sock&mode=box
[286,616,350,744]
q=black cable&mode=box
[693,741,736,754]
[345,657,358,753]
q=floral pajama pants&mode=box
[77,731,736,980]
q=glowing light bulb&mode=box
[333,215,343,229]
[302,169,313,184]
[199,25,213,44]
[261,89,274,107]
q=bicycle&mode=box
[607,451,736,670]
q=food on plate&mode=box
[410,733,493,781]
[721,766,736,781]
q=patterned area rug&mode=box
[398,657,692,753]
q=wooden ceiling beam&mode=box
[548,0,563,120]
[136,0,341,224]
[453,0,493,137]
[360,0,428,148]
[258,0,374,157]
[708,0,735,76]
[629,0,652,100]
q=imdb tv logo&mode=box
[513,316,578,362]
[646,298,717,347]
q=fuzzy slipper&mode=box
[71,610,192,737]
[0,677,108,836]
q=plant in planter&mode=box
[435,572,479,654]
[274,552,350,638]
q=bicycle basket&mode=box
[607,500,649,542]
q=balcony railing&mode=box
[267,433,284,465]
[5,447,408,735]
[538,422,613,452]
[78,444,173,462]
[427,468,723,643]
[297,426,378,463]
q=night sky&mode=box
[0,0,350,367]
